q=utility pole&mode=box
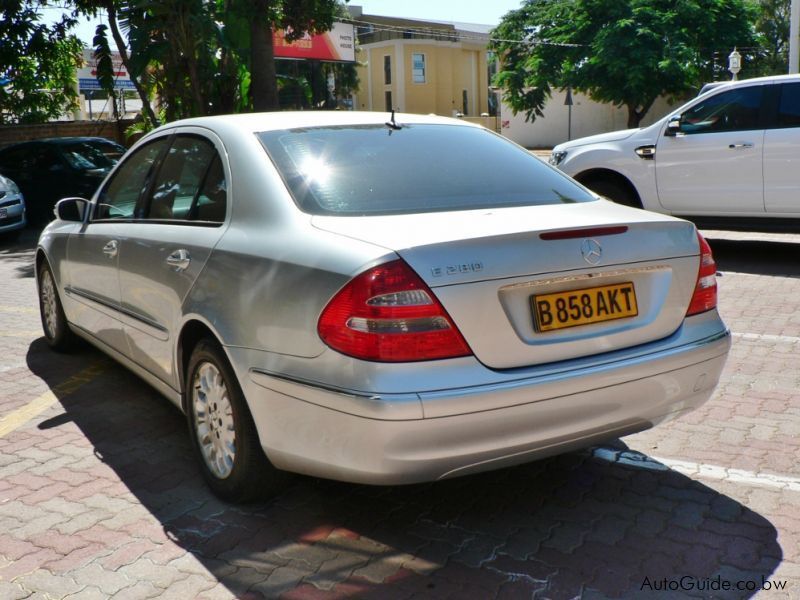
[564,87,573,141]
[791,0,799,73]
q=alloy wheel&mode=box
[192,361,236,479]
[40,269,59,340]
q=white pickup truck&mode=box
[550,74,800,230]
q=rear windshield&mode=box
[258,124,595,216]
[60,141,125,171]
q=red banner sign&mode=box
[273,22,356,62]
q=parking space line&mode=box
[0,305,38,314]
[0,361,108,438]
[732,332,800,344]
[593,447,800,493]
[0,330,43,338]
[655,456,800,493]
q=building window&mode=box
[384,55,391,85]
[487,51,499,117]
[412,53,426,83]
[462,90,469,116]
[385,91,393,112]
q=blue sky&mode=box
[353,0,522,25]
[45,1,524,45]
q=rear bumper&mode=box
[241,326,730,485]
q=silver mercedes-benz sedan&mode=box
[36,112,730,501]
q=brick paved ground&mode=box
[0,228,798,599]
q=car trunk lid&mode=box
[312,202,701,368]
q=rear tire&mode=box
[186,338,287,502]
[37,262,76,352]
[583,177,641,209]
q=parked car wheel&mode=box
[186,339,285,502]
[583,177,641,209]
[37,262,76,352]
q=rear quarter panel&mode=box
[180,127,395,357]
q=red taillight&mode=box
[318,259,472,362]
[686,232,717,316]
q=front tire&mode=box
[37,262,76,352]
[186,339,286,502]
[583,177,641,209]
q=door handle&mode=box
[166,249,191,271]
[102,240,118,258]
[728,142,754,149]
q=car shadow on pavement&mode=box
[707,238,800,278]
[25,339,782,599]
[0,227,40,279]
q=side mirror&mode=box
[665,117,682,137]
[54,197,89,223]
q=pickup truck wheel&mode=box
[583,178,641,209]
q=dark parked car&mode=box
[0,137,125,225]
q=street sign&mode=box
[77,49,135,91]
[78,78,135,91]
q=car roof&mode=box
[151,111,481,137]
[35,137,122,145]
[697,81,726,96]
[0,137,123,152]
[697,73,800,96]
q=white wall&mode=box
[500,89,680,148]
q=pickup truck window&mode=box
[680,86,763,134]
[776,83,800,128]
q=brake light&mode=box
[686,232,717,316]
[318,259,472,362]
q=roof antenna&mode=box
[385,109,402,131]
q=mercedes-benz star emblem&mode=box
[581,238,603,265]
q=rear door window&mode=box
[143,135,224,223]
[193,156,227,222]
[775,82,800,128]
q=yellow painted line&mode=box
[0,361,109,438]
[0,305,38,314]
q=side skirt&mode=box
[68,323,184,412]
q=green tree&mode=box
[244,0,342,111]
[74,0,210,126]
[491,0,758,128]
[0,1,83,124]
[751,0,790,75]
[74,0,348,123]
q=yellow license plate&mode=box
[532,282,638,332]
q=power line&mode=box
[342,17,585,47]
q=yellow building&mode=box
[349,9,494,118]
